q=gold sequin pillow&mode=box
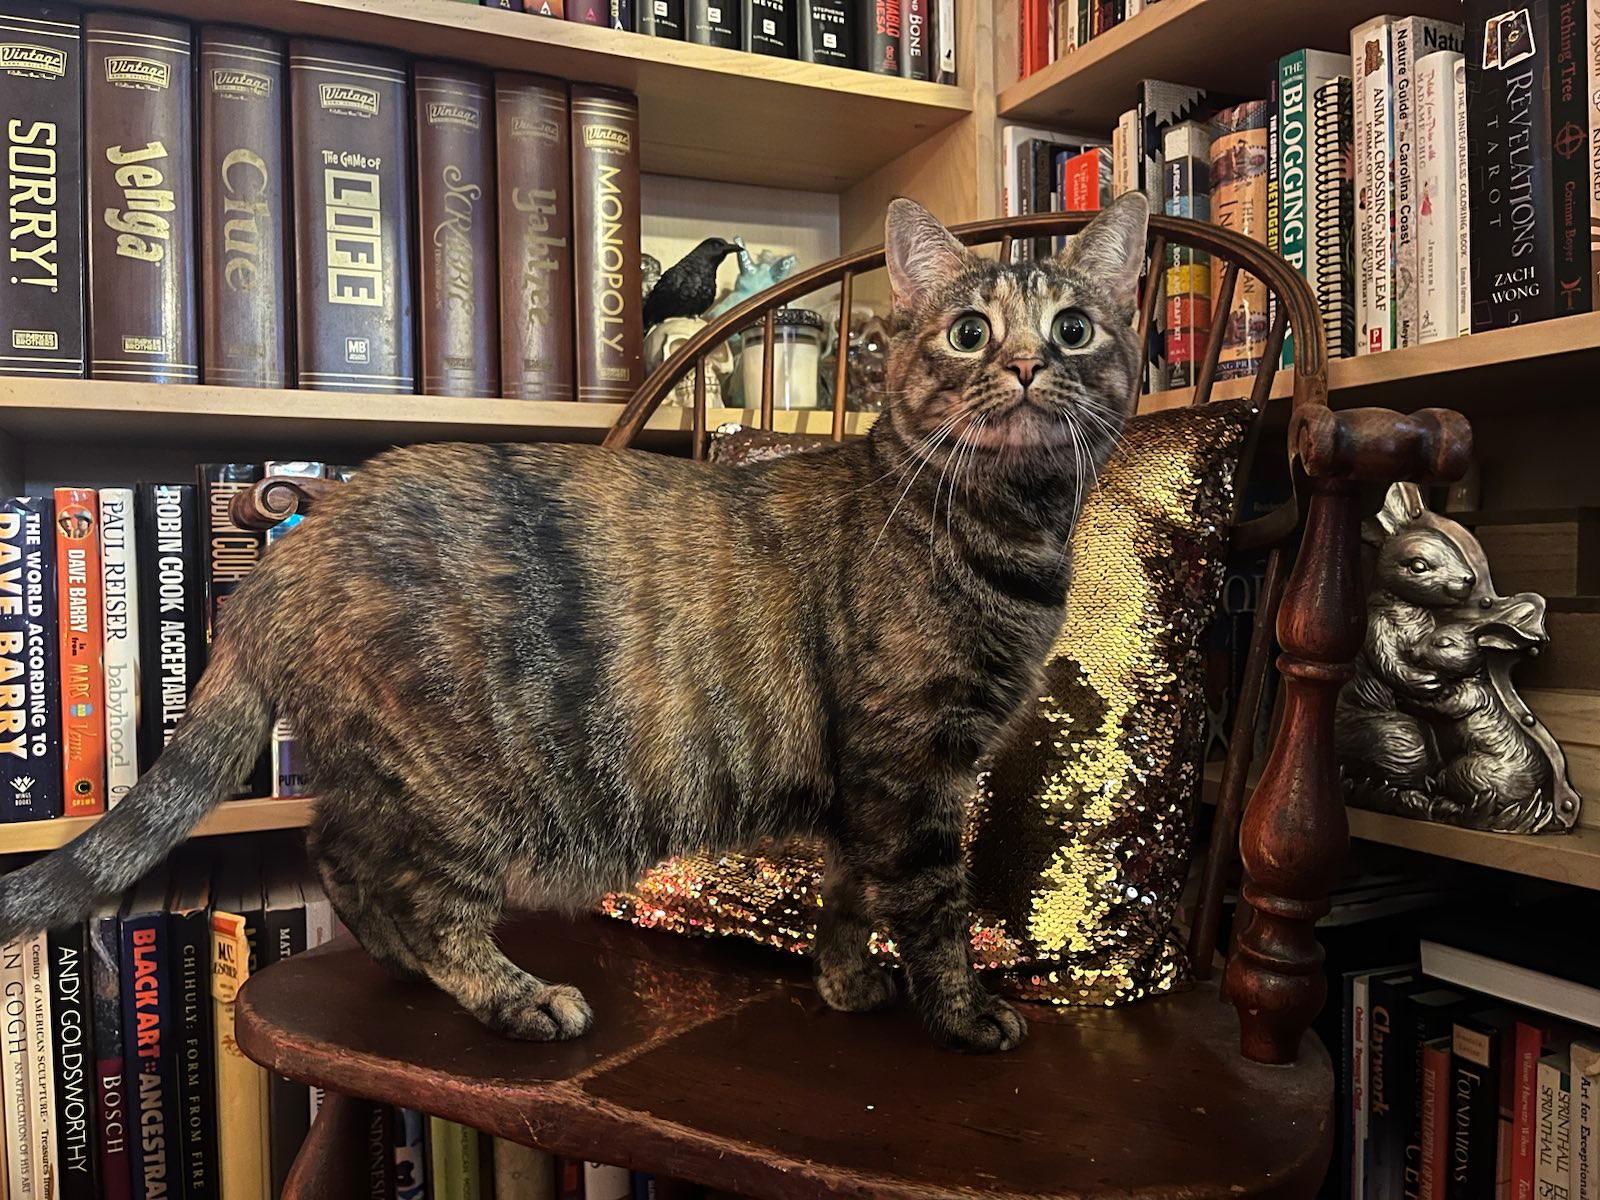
[604,400,1255,1006]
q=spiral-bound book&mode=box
[1312,76,1355,360]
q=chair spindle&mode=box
[1190,262,1239,406]
[1133,235,1165,358]
[760,307,776,430]
[1249,308,1290,410]
[692,357,707,461]
[833,272,853,442]
[998,233,1013,264]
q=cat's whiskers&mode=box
[871,414,963,556]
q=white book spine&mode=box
[24,934,55,1200]
[1352,973,1370,1200]
[495,1142,554,1200]
[1574,1044,1599,1200]
[1352,17,1394,355]
[1392,18,1422,348]
[936,0,955,79]
[1454,56,1471,336]
[584,1161,632,1200]
[2,939,36,1200]
[1539,1058,1575,1200]
[1415,51,1460,343]
[99,487,140,808]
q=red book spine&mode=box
[1512,1022,1546,1200]
[1421,1041,1452,1200]
[566,0,605,20]
[1064,150,1100,210]
[1020,0,1048,75]
[55,487,105,815]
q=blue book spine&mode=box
[0,495,62,820]
[121,909,180,1200]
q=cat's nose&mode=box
[1007,357,1043,386]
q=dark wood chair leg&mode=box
[1223,479,1361,1065]
[283,1090,384,1200]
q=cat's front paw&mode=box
[815,962,898,1012]
[928,992,1028,1053]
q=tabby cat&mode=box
[0,194,1148,1052]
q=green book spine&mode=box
[1278,50,1310,368]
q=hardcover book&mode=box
[289,39,415,393]
[1351,15,1394,355]
[799,0,850,65]
[135,483,205,771]
[263,462,324,796]
[392,1108,428,1200]
[1,938,34,1200]
[84,12,198,384]
[1574,1042,1599,1200]
[431,1120,487,1200]
[415,63,499,398]
[1210,100,1270,380]
[496,73,573,401]
[262,860,308,1198]
[1368,971,1421,1200]
[1449,1014,1507,1200]
[610,0,634,29]
[55,486,105,815]
[1161,120,1211,389]
[1277,50,1350,367]
[22,932,55,1200]
[571,86,643,405]
[49,922,99,1200]
[0,496,61,821]
[1537,1052,1575,1200]
[199,28,290,388]
[859,0,900,74]
[638,0,685,37]
[0,1,84,380]
[568,0,606,21]
[1465,0,1594,330]
[89,897,131,1200]
[196,464,263,646]
[901,0,929,78]
[1311,75,1356,359]
[122,868,179,1200]
[688,0,739,46]
[168,855,216,1200]
[1415,50,1464,342]
[1453,57,1470,336]
[744,0,792,55]
[210,856,267,1200]
[99,487,141,808]
[935,0,954,82]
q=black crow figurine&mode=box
[643,237,740,330]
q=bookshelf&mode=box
[0,797,317,854]
[1345,809,1600,892]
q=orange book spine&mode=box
[55,487,105,815]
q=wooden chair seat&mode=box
[236,911,1334,1200]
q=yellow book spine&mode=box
[211,911,268,1200]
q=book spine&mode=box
[1368,977,1405,1200]
[571,86,643,405]
[798,0,851,67]
[263,463,322,798]
[1352,17,1393,355]
[89,908,130,1200]
[495,74,573,401]
[84,12,198,384]
[901,0,928,78]
[1421,1040,1450,1200]
[209,910,265,1200]
[688,0,739,46]
[1537,1059,1575,1200]
[935,0,954,82]
[567,0,606,20]
[1266,76,1281,367]
[196,464,264,646]
[0,496,62,821]
[610,0,634,30]
[1161,122,1211,389]
[289,40,415,393]
[169,906,215,1200]
[135,484,204,772]
[744,0,793,54]
[586,1161,632,1200]
[494,1141,554,1200]
[1352,972,1371,1200]
[1591,0,1600,301]
[637,0,684,37]
[99,487,141,808]
[263,905,309,1197]
[1574,1044,1598,1200]
[55,487,105,816]
[49,924,98,1200]
[431,1119,483,1200]
[2,938,36,1200]
[199,28,290,388]
[415,63,499,399]
[1392,18,1422,348]
[392,1108,428,1200]
[1209,101,1270,381]
[123,912,177,1200]
[0,0,85,379]
[859,0,900,73]
[1448,1022,1501,1200]
[1453,57,1471,337]
[1415,52,1461,343]
[23,932,55,1200]
[1517,1023,1546,1200]
[1551,0,1592,316]
[1312,76,1356,359]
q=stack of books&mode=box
[1019,0,1154,77]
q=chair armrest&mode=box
[1291,405,1473,483]
[231,476,346,532]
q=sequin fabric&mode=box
[603,401,1255,1005]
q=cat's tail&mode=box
[0,632,273,941]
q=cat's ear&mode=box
[1062,191,1150,306]
[885,198,969,312]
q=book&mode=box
[89,896,131,1200]
[262,858,308,1197]
[297,863,332,1123]
[361,1102,394,1198]
[859,0,900,73]
[392,1108,428,1200]
[84,12,199,384]
[1420,905,1600,1028]
[199,27,291,389]
[0,0,85,380]
[289,39,416,394]
[196,464,264,646]
[610,0,634,30]
[495,1141,554,1200]
[123,868,180,1200]
[210,855,267,1200]
[135,483,204,772]
[688,0,739,46]
[1538,1051,1575,1200]
[49,921,98,1200]
[571,86,644,405]
[1278,50,1350,368]
[568,0,606,20]
[1209,100,1270,381]
[526,0,566,14]
[263,462,323,797]
[1391,17,1466,349]
[1161,120,1211,389]
[1420,1037,1451,1200]
[496,73,573,402]
[934,0,954,82]
[22,932,55,1200]
[799,0,850,66]
[1312,75,1356,359]
[431,1119,486,1199]
[1349,969,1376,1200]
[587,1161,632,1200]
[0,496,62,822]
[1351,15,1394,356]
[2,937,35,1199]
[1063,145,1110,211]
[1112,108,1137,198]
[559,1157,584,1200]
[1369,972,1421,1200]
[1465,0,1595,330]
[55,486,105,816]
[168,854,216,1200]
[744,0,792,54]
[1398,988,1474,1200]
[901,0,928,78]
[1574,1042,1599,1200]
[1448,1013,1507,1200]
[415,63,499,399]
[99,487,141,808]
[1453,56,1471,337]
[1414,50,1462,343]
[638,0,684,35]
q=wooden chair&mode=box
[233,212,1473,1200]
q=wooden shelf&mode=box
[1138,312,1600,418]
[999,0,1465,131]
[1347,808,1600,892]
[0,377,876,449]
[0,797,316,854]
[90,0,968,192]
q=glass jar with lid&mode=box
[739,308,827,410]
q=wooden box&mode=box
[1461,508,1600,598]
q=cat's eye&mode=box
[1051,308,1095,350]
[948,314,991,353]
[1409,558,1430,573]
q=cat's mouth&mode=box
[951,401,1075,452]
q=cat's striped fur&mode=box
[0,195,1147,1051]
